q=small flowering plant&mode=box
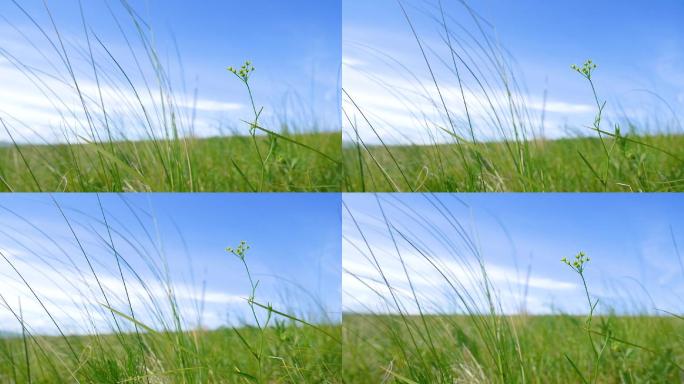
[227,241,272,381]
[227,60,271,191]
[570,59,618,189]
[226,240,260,307]
[561,252,611,383]
[225,241,338,380]
[560,251,595,316]
[226,61,261,127]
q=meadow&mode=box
[342,1,684,192]
[0,131,340,192]
[0,323,341,383]
[344,314,683,383]
[0,197,341,383]
[342,194,684,383]
[343,134,684,192]
[0,1,340,192]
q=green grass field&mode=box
[0,131,340,192]
[342,195,684,383]
[343,134,684,192]
[344,314,683,383]
[0,2,342,193]
[342,2,684,193]
[0,234,341,383]
[5,312,678,383]
[0,199,342,383]
[0,324,341,383]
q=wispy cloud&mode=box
[0,245,244,335]
[343,54,595,145]
[341,196,580,316]
[343,194,684,317]
[0,61,244,143]
[343,233,576,315]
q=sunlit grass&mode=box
[0,1,340,192]
[343,194,684,382]
[342,1,683,192]
[344,314,683,383]
[0,324,341,383]
[0,197,341,383]
[1,131,341,192]
[343,134,684,192]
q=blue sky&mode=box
[0,0,340,143]
[0,193,341,335]
[344,0,684,144]
[343,193,684,315]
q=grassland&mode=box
[342,1,684,192]
[343,134,684,192]
[0,131,340,192]
[344,314,684,383]
[0,1,341,192]
[0,197,342,383]
[0,323,341,383]
[342,194,684,383]
[0,232,341,383]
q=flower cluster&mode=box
[227,60,255,82]
[561,251,590,274]
[226,240,250,260]
[571,59,597,80]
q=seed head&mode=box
[227,240,250,260]
[562,251,590,274]
[227,60,255,82]
[571,59,598,79]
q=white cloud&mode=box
[0,246,243,335]
[0,54,244,144]
[528,100,593,114]
[342,56,364,67]
[342,229,576,316]
[342,54,596,145]
[191,99,242,112]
